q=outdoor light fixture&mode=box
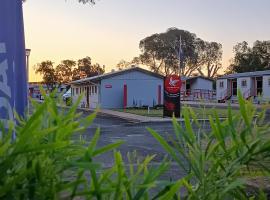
[25,48,31,83]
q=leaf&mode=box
[159,179,184,200]
[147,127,188,172]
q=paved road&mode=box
[75,109,269,183]
[77,111,212,181]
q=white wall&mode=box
[216,79,228,100]
[100,71,163,109]
[237,77,251,98]
[190,78,213,91]
[71,85,88,107]
[263,75,270,100]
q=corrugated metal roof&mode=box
[218,70,270,79]
[70,66,165,84]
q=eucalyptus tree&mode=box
[228,40,270,73]
[134,27,223,77]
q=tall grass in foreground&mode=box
[0,91,269,199]
[148,91,270,199]
[0,93,168,199]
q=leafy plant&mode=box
[0,92,168,199]
[148,91,270,199]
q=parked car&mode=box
[62,89,71,101]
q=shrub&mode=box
[0,94,167,199]
[148,91,270,199]
[0,91,269,199]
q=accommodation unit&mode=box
[28,82,67,99]
[180,76,215,101]
[217,70,270,102]
[70,67,164,109]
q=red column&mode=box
[123,84,127,109]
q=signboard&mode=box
[105,84,112,88]
[163,75,181,118]
[0,0,27,127]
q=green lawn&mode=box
[114,106,240,119]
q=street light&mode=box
[25,49,31,113]
[25,48,31,83]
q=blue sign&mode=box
[0,0,27,127]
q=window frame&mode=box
[241,79,247,87]
[219,81,224,88]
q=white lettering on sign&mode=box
[0,97,13,126]
[0,60,11,97]
[0,43,6,53]
[0,43,13,128]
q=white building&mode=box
[216,70,270,102]
[181,76,215,101]
[70,67,164,109]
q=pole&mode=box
[25,49,31,114]
[178,35,182,116]
[178,35,182,76]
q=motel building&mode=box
[180,76,215,101]
[216,70,270,103]
[70,67,164,109]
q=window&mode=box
[268,78,270,86]
[71,88,74,96]
[89,86,92,95]
[76,88,79,95]
[219,81,224,88]
[95,86,97,94]
[241,80,247,87]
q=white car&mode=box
[62,89,71,101]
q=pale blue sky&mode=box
[23,0,270,81]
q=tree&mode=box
[35,61,59,91]
[55,60,76,84]
[73,56,105,80]
[116,60,131,70]
[134,28,208,76]
[196,41,222,78]
[228,41,270,73]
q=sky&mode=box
[23,0,270,82]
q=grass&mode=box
[114,106,240,118]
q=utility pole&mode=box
[178,35,182,117]
[178,35,182,76]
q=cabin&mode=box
[28,82,67,99]
[216,70,270,102]
[70,67,164,109]
[180,76,215,101]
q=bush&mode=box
[148,91,270,199]
[0,95,167,199]
[0,92,269,199]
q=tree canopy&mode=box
[35,57,105,90]
[227,41,270,73]
[131,28,222,78]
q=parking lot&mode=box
[77,111,212,181]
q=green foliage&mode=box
[148,92,270,199]
[1,91,270,199]
[132,27,222,77]
[0,94,167,199]
[228,40,270,73]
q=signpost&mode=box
[163,75,182,118]
[0,0,27,127]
